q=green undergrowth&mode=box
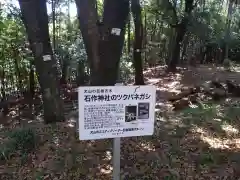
[180,102,219,123]
[180,100,240,123]
[0,128,38,163]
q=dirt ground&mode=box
[1,65,240,180]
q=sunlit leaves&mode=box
[0,8,31,93]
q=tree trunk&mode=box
[76,60,85,86]
[60,58,68,85]
[167,0,194,71]
[181,33,189,63]
[0,68,8,116]
[127,12,131,54]
[205,44,212,63]
[131,0,144,85]
[52,0,56,51]
[13,47,23,94]
[75,0,129,85]
[224,0,234,60]
[144,10,147,66]
[29,60,35,99]
[199,46,205,64]
[168,23,186,71]
[19,0,64,123]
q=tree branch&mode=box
[166,0,178,24]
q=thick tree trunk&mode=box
[75,0,129,85]
[19,0,64,123]
[131,0,144,85]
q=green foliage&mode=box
[199,152,214,166]
[34,171,44,180]
[0,139,16,160]
[181,102,218,120]
[163,174,178,180]
[0,8,33,95]
[9,128,37,152]
[0,128,37,161]
[1,0,239,91]
[119,54,134,82]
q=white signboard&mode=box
[43,55,51,61]
[111,28,121,36]
[78,85,156,140]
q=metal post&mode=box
[113,137,121,180]
[113,82,123,180]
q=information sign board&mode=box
[78,85,156,140]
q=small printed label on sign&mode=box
[111,28,121,36]
[43,55,51,61]
[78,85,156,140]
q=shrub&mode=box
[0,128,37,161]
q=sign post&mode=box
[78,85,156,179]
[113,137,120,180]
[113,83,123,180]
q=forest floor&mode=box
[1,65,240,179]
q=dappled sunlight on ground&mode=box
[98,164,113,175]
[221,123,239,136]
[103,151,112,161]
[2,65,240,179]
[138,142,156,152]
[192,126,240,150]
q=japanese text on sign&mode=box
[84,93,151,102]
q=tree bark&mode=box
[75,0,129,85]
[29,60,35,100]
[75,0,100,85]
[60,56,69,85]
[51,0,56,51]
[167,0,195,71]
[168,22,186,71]
[224,0,234,60]
[144,10,147,65]
[0,67,8,115]
[127,12,131,54]
[199,46,205,64]
[18,0,64,123]
[131,0,144,85]
[12,46,23,93]
[181,33,189,63]
[76,60,85,86]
